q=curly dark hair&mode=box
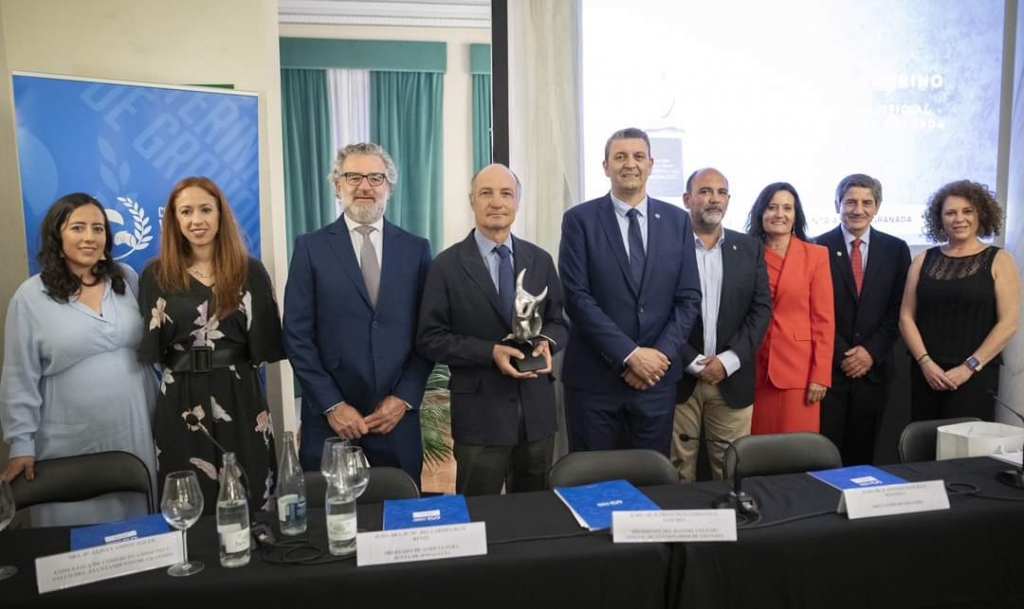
[745,182,809,241]
[37,193,126,302]
[922,180,1003,242]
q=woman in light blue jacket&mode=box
[1,193,156,526]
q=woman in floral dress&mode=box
[139,177,285,513]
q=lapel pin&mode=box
[836,251,843,257]
[732,244,737,250]
[654,213,661,219]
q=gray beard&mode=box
[700,210,724,227]
[343,200,386,224]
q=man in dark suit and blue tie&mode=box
[559,128,702,455]
[283,142,433,484]
[417,164,568,495]
[671,169,772,482]
[817,174,911,465]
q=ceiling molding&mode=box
[279,0,491,29]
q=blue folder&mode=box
[69,514,170,550]
[383,495,471,530]
[808,465,907,491]
[553,479,660,531]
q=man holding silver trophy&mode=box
[417,164,568,496]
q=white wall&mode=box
[279,23,492,250]
[0,0,295,448]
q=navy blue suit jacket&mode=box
[283,217,433,478]
[559,194,702,395]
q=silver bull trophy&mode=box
[502,269,548,372]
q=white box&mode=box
[936,421,1024,460]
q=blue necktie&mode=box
[626,208,646,286]
[495,245,514,326]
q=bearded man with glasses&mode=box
[283,142,433,486]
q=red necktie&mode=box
[851,238,863,295]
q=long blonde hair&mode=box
[151,176,249,319]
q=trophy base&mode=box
[503,340,546,372]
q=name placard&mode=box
[356,522,487,567]
[840,480,950,520]
[36,531,182,594]
[612,510,737,543]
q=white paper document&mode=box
[356,522,487,566]
[35,530,182,594]
[840,480,950,520]
[612,510,737,543]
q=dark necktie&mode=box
[850,237,863,295]
[495,245,514,325]
[626,208,646,286]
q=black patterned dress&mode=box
[139,258,285,513]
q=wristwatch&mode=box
[964,355,983,373]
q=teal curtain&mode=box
[472,74,492,174]
[370,71,444,251]
[281,69,334,257]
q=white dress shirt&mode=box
[686,231,741,378]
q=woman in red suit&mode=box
[745,183,835,434]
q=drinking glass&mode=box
[161,471,205,577]
[332,446,371,499]
[320,437,351,480]
[325,445,370,556]
[0,479,17,581]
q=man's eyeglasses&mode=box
[340,172,387,187]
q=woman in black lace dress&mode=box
[139,177,285,513]
[899,180,1019,421]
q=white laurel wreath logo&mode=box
[97,136,153,261]
[110,197,153,261]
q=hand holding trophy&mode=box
[501,269,550,373]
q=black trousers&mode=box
[910,362,998,422]
[821,375,889,466]
[453,413,554,497]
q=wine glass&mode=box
[325,446,370,555]
[333,446,370,499]
[320,437,351,480]
[0,479,18,581]
[161,471,205,577]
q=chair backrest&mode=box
[897,417,982,463]
[304,466,420,506]
[10,451,154,514]
[723,433,842,479]
[547,449,679,488]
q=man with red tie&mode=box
[816,174,911,465]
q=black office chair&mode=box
[547,449,679,488]
[723,432,842,479]
[897,417,982,463]
[10,451,155,514]
[304,466,421,506]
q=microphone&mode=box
[677,432,759,521]
[184,413,252,491]
[988,391,1024,489]
[184,414,275,545]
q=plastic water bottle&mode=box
[275,431,307,535]
[216,452,251,567]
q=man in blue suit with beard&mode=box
[559,128,702,455]
[284,142,433,484]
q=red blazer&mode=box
[756,238,835,390]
